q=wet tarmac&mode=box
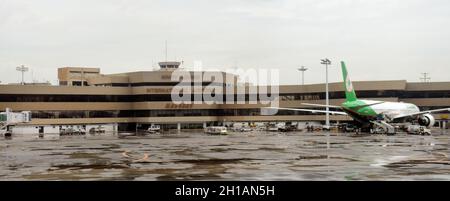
[0,131,449,180]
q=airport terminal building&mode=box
[1,62,449,133]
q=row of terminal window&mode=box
[29,106,447,119]
[1,90,450,102]
[30,109,315,118]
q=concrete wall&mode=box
[11,123,118,134]
[12,125,59,134]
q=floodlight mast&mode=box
[16,65,29,85]
[297,66,308,85]
[320,59,331,128]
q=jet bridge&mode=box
[0,108,32,136]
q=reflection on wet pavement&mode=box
[0,131,449,180]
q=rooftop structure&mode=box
[58,67,101,86]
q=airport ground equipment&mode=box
[407,125,431,135]
[371,121,396,134]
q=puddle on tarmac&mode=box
[0,131,449,180]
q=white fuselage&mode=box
[362,100,420,119]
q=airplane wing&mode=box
[392,108,450,120]
[302,101,385,110]
[301,103,342,109]
[264,107,348,115]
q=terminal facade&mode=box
[0,61,449,133]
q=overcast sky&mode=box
[1,0,450,85]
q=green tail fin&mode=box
[341,61,358,102]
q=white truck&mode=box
[407,125,431,135]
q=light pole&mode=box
[16,65,29,85]
[420,73,431,83]
[297,66,308,85]
[320,58,331,128]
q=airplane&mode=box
[266,61,450,134]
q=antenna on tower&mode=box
[165,40,168,62]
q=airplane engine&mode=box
[418,114,435,128]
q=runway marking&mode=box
[122,150,132,158]
[133,153,150,163]
[434,152,448,158]
[121,150,151,163]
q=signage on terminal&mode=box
[165,103,193,109]
[161,75,172,80]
